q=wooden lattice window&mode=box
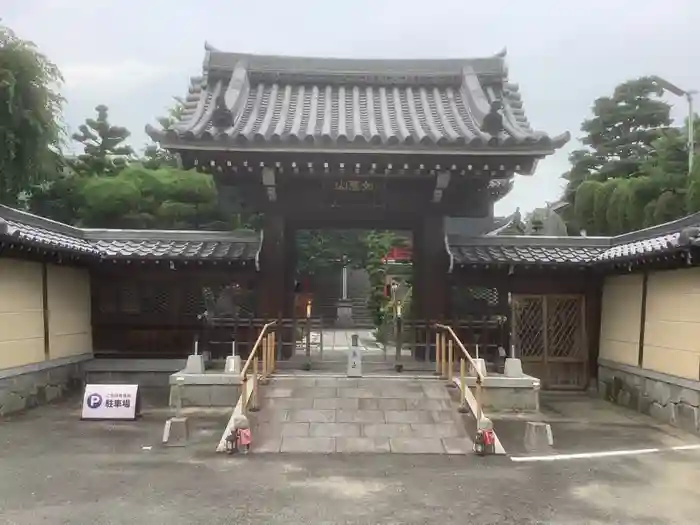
[512,296,544,358]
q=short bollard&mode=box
[351,334,359,346]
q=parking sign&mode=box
[81,384,140,420]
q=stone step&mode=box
[250,376,473,454]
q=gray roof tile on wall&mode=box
[146,49,570,154]
[0,206,260,262]
[448,212,700,267]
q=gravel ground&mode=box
[1,398,700,524]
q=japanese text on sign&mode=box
[81,384,139,420]
[334,180,374,192]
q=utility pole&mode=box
[652,76,697,177]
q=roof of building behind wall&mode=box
[448,211,700,269]
[146,46,570,158]
[0,205,261,264]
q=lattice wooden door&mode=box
[511,294,587,389]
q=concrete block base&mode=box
[184,355,205,374]
[524,421,553,452]
[169,372,242,408]
[225,355,242,374]
[162,417,189,446]
[504,358,524,378]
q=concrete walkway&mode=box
[252,376,473,454]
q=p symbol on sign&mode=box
[87,394,103,409]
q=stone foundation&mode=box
[84,359,186,406]
[598,359,700,434]
[0,355,91,417]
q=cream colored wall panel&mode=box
[599,274,643,365]
[0,259,42,313]
[599,340,639,367]
[46,265,92,359]
[0,311,44,343]
[49,333,92,359]
[644,320,700,354]
[0,338,44,369]
[642,345,700,380]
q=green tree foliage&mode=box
[563,77,700,235]
[0,23,64,205]
[71,104,134,175]
[77,166,224,229]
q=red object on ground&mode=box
[238,428,252,446]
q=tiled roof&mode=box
[0,215,96,255]
[86,232,260,261]
[146,48,569,159]
[448,212,700,268]
[0,206,260,263]
[448,236,608,267]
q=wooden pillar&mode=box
[412,215,448,360]
[259,213,287,320]
[258,214,296,359]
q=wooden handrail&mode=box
[240,320,276,380]
[434,323,485,384]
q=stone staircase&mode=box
[250,376,473,454]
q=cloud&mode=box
[61,60,172,95]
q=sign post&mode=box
[81,384,140,420]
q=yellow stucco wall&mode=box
[643,267,700,380]
[0,258,92,371]
[47,265,92,359]
[0,259,45,369]
[599,274,643,366]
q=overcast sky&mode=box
[4,0,699,215]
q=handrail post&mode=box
[271,331,276,373]
[250,354,260,412]
[476,377,483,423]
[447,338,454,385]
[440,333,447,379]
[458,358,468,413]
[434,330,442,376]
[241,378,248,416]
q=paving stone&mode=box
[309,423,361,438]
[406,399,451,411]
[291,387,337,398]
[442,437,474,455]
[374,398,408,410]
[315,378,358,388]
[265,388,293,398]
[263,398,314,410]
[253,437,282,453]
[280,437,335,453]
[385,410,434,424]
[378,387,425,399]
[313,397,359,410]
[280,423,311,437]
[336,409,386,423]
[362,423,413,438]
[253,409,290,423]
[390,438,446,454]
[336,437,391,453]
[423,386,451,400]
[273,377,316,387]
[338,388,375,398]
[289,409,336,423]
[410,423,462,438]
[358,398,380,410]
[431,410,460,423]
